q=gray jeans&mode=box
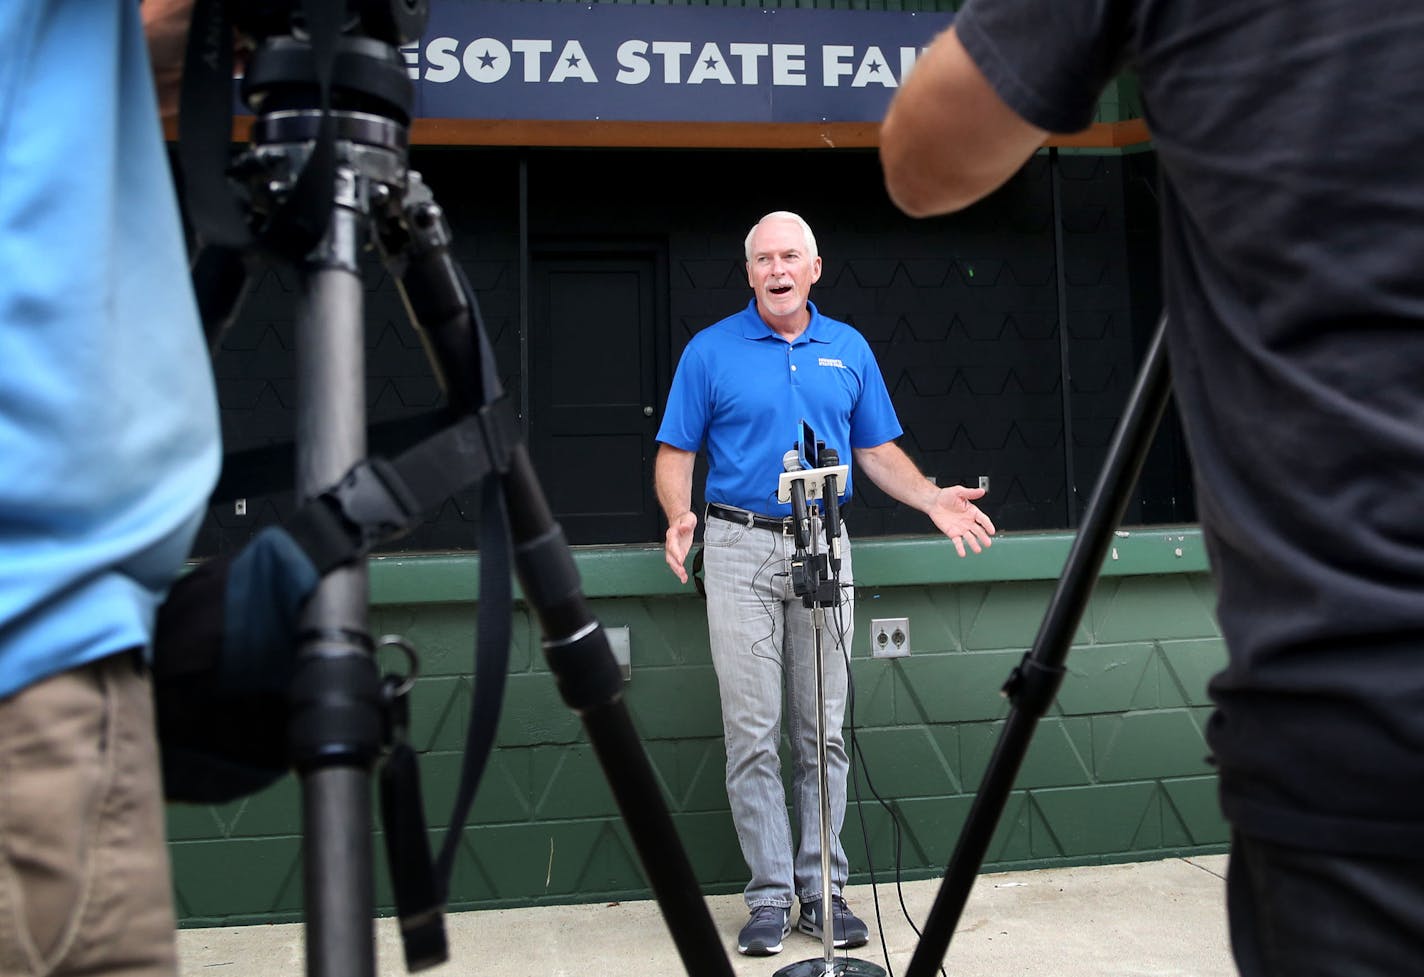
[702,511,855,909]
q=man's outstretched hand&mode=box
[928,484,997,557]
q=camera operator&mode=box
[0,1,218,974]
[654,211,995,957]
[880,2,1424,973]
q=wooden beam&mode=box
[167,116,1152,150]
[408,117,1152,149]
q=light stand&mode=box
[775,456,885,977]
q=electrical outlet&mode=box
[870,617,910,659]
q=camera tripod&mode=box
[179,3,741,976]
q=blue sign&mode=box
[400,1,954,124]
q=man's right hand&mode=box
[664,510,698,583]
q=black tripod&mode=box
[903,316,1172,977]
[180,5,741,977]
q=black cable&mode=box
[747,529,783,662]
[838,575,948,977]
[847,692,947,977]
[830,576,892,973]
[819,566,856,966]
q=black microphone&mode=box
[783,448,811,552]
[820,447,843,573]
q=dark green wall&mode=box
[167,527,1228,925]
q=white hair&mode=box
[744,211,818,261]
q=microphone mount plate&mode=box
[777,464,849,504]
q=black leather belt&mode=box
[706,502,793,532]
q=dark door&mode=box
[530,251,662,545]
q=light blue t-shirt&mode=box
[657,299,902,516]
[0,1,221,697]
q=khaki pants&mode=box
[0,652,177,977]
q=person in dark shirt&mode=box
[879,2,1424,973]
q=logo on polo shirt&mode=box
[818,357,845,368]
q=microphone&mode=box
[783,448,811,552]
[820,447,843,573]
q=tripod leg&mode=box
[903,316,1173,977]
[289,170,382,977]
[190,243,253,353]
[391,177,737,977]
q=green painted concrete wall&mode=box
[167,527,1228,925]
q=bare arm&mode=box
[142,0,196,124]
[880,26,1048,217]
[854,441,996,557]
[654,444,699,584]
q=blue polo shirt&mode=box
[0,0,220,697]
[658,299,902,516]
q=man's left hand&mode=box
[929,485,996,557]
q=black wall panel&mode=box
[195,145,1184,555]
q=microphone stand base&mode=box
[775,956,887,977]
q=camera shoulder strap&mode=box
[178,0,341,263]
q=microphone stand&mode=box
[777,458,883,977]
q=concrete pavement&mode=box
[178,855,1234,977]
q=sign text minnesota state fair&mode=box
[402,1,953,123]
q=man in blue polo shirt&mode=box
[655,211,996,957]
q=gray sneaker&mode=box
[797,896,869,948]
[738,905,791,956]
